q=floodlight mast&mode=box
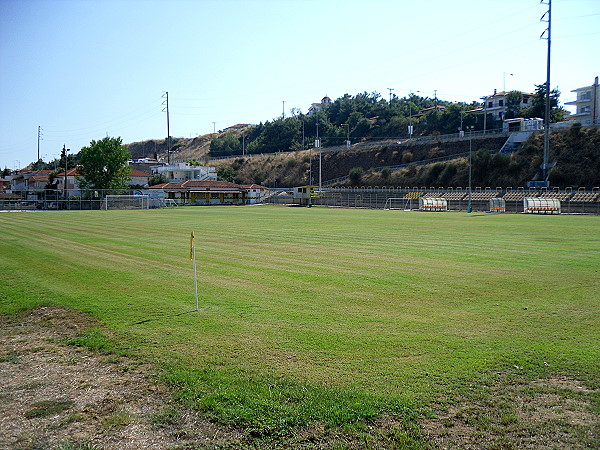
[541,0,552,181]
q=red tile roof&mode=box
[55,167,151,178]
[129,169,152,177]
[55,168,79,177]
[150,180,248,191]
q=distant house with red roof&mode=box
[149,180,269,205]
[9,169,53,191]
[54,167,153,194]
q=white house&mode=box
[55,167,153,195]
[152,163,217,183]
[564,76,599,125]
[242,184,270,204]
[9,170,53,192]
[470,89,534,120]
[307,96,332,115]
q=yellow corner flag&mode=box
[190,231,195,261]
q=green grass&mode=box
[1,206,599,442]
[24,399,75,419]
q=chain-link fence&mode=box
[3,187,599,214]
[265,187,600,214]
[0,189,162,211]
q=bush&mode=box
[349,167,364,186]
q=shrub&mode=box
[349,167,364,186]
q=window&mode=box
[581,105,591,114]
[488,101,493,108]
[581,91,592,101]
[499,100,504,107]
[523,98,528,104]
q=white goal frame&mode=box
[384,197,413,211]
[102,194,150,210]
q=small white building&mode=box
[242,184,270,204]
[564,76,599,125]
[471,90,534,120]
[152,163,217,183]
[307,96,332,115]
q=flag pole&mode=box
[190,231,198,311]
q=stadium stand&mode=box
[442,191,467,200]
[503,190,539,201]
[570,191,599,202]
[538,191,572,201]
[470,191,500,201]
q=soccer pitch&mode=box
[1,206,599,442]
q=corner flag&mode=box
[190,231,195,261]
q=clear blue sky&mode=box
[1,0,599,169]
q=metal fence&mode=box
[3,187,599,214]
[0,189,160,211]
[265,187,600,215]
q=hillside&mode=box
[127,126,600,189]
[211,126,600,189]
[126,135,213,163]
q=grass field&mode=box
[1,206,599,446]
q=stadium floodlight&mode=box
[467,126,474,213]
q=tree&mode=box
[217,165,236,183]
[148,173,168,186]
[521,83,566,122]
[210,131,242,156]
[505,91,523,119]
[77,136,131,190]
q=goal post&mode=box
[102,194,150,210]
[384,197,413,211]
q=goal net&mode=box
[102,195,150,210]
[384,197,413,211]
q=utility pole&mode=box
[316,121,322,194]
[61,145,69,205]
[482,95,488,134]
[387,88,394,107]
[434,90,438,109]
[37,126,42,162]
[467,127,473,213]
[282,100,285,119]
[541,0,552,182]
[212,122,216,134]
[503,72,514,93]
[162,92,171,165]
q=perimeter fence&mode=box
[265,186,600,214]
[3,186,599,215]
[0,189,165,211]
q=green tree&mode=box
[210,131,242,156]
[148,173,168,186]
[505,91,523,119]
[521,83,565,122]
[77,136,131,190]
[217,165,236,183]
